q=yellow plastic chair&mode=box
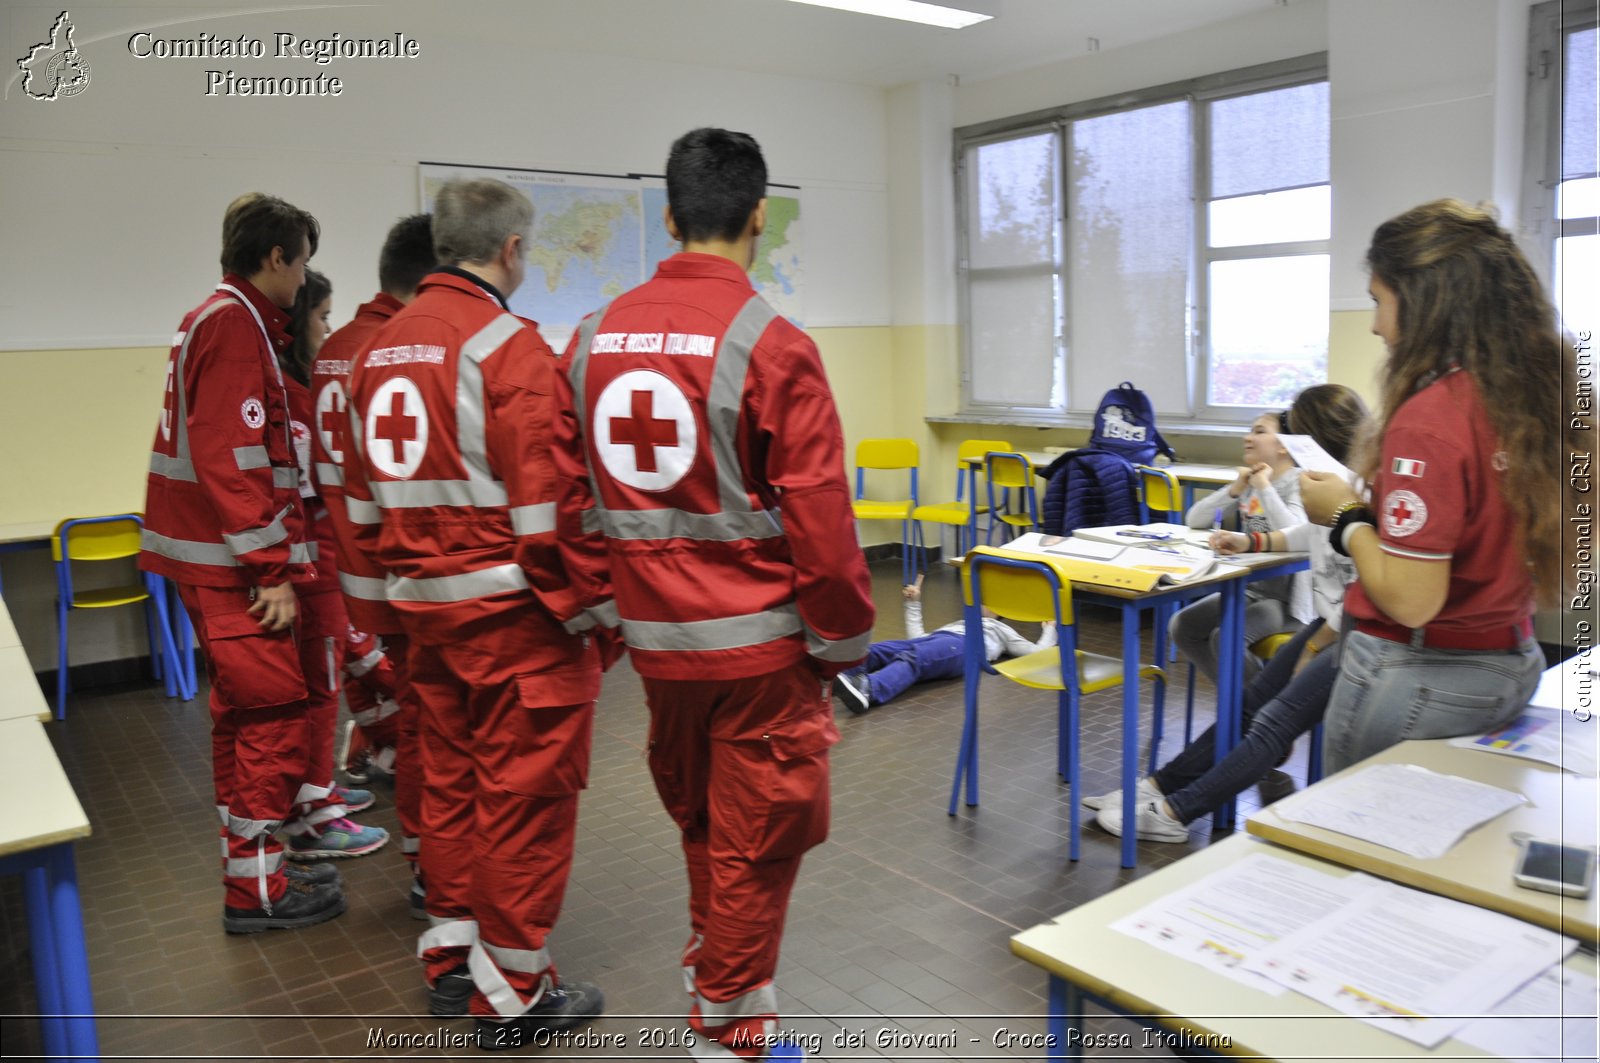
[852,438,920,583]
[911,438,1012,563]
[1134,465,1183,525]
[52,515,193,718]
[949,547,1165,861]
[984,452,1039,543]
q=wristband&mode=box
[1326,498,1365,528]
[1329,505,1376,557]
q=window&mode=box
[956,55,1329,425]
[1526,1,1598,330]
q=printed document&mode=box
[1272,762,1526,859]
[1450,703,1599,777]
[1457,964,1599,1063]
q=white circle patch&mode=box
[240,397,266,430]
[594,370,697,492]
[316,379,348,463]
[364,377,429,480]
[1382,489,1428,538]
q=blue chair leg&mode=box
[1066,688,1081,862]
[55,600,70,721]
[142,597,163,686]
[146,574,194,702]
[170,580,198,699]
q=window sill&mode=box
[927,412,1255,439]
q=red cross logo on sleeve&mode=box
[1382,489,1427,538]
[610,390,679,473]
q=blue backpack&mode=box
[1088,381,1174,466]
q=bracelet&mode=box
[1326,498,1365,528]
[1329,504,1376,557]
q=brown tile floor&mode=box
[0,560,1309,1061]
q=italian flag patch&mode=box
[1391,457,1426,477]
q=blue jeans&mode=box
[1156,619,1337,825]
[1322,629,1544,774]
[1169,591,1295,688]
[848,630,965,706]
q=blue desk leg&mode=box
[1119,601,1140,869]
[21,861,66,1059]
[1212,579,1245,832]
[1047,974,1079,1063]
[48,843,99,1061]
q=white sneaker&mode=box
[1082,775,1161,811]
[1097,797,1189,843]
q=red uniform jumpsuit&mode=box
[140,275,317,913]
[281,376,356,838]
[557,252,875,1058]
[311,293,422,862]
[344,268,612,1019]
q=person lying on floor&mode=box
[832,574,1055,714]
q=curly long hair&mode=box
[1360,198,1579,607]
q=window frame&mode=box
[954,52,1329,429]
[1522,0,1599,319]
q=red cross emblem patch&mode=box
[364,376,428,480]
[594,369,697,492]
[1382,489,1427,538]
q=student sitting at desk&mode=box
[1301,200,1571,772]
[1091,385,1367,842]
[832,575,1055,714]
[1169,406,1312,688]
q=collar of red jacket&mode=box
[357,291,407,320]
[653,252,757,288]
[219,273,292,349]
[423,267,510,310]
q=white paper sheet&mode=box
[1278,433,1355,478]
[1449,703,1600,777]
[1457,965,1599,1063]
[1273,762,1527,859]
[1247,881,1578,1047]
[1003,532,1217,584]
[1072,522,1212,548]
[1111,852,1381,994]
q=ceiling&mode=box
[328,0,1289,88]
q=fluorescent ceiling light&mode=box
[784,0,994,30]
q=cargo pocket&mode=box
[200,605,308,710]
[492,664,599,797]
[735,709,840,862]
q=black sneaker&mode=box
[284,861,342,887]
[429,964,474,1017]
[474,980,605,1048]
[223,879,345,934]
[1256,769,1297,807]
[832,673,871,715]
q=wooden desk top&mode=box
[0,645,50,723]
[1011,834,1595,1061]
[1248,739,1599,944]
[0,717,90,857]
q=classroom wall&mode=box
[0,0,899,670]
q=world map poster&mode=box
[419,163,803,346]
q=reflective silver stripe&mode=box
[623,604,801,652]
[338,571,388,600]
[418,917,478,957]
[401,835,421,855]
[142,527,313,568]
[293,804,346,831]
[372,478,508,509]
[580,507,601,535]
[351,705,381,726]
[509,503,556,536]
[223,505,293,556]
[216,805,230,827]
[234,445,270,470]
[315,461,345,487]
[293,781,332,804]
[224,850,284,878]
[386,563,529,603]
[470,941,551,1018]
[150,451,196,481]
[706,297,778,513]
[696,983,778,1023]
[345,496,381,525]
[457,313,522,496]
[563,600,619,635]
[480,941,553,975]
[598,506,784,542]
[346,648,385,678]
[227,813,281,839]
[806,626,873,662]
[273,467,299,490]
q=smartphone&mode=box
[1513,839,1598,897]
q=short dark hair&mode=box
[665,128,767,243]
[378,213,436,297]
[220,192,319,277]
